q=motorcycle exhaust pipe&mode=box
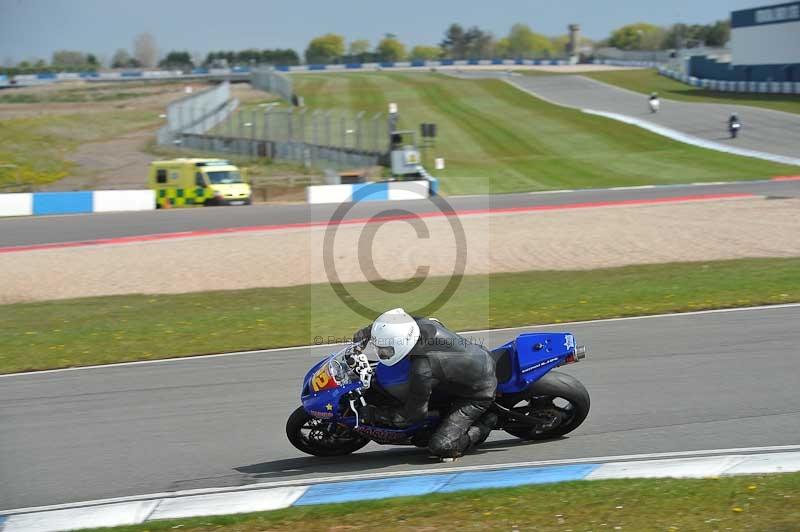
[575,345,587,360]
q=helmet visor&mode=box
[376,345,395,361]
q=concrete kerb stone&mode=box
[3,450,800,532]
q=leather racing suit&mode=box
[354,318,498,458]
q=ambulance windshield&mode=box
[207,171,243,184]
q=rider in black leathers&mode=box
[354,314,498,458]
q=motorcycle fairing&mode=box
[496,333,577,393]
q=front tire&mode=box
[499,371,590,441]
[286,406,369,457]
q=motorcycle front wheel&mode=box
[286,406,370,457]
[498,371,590,441]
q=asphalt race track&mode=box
[2,305,799,511]
[1,180,799,248]
[456,72,800,161]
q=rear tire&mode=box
[499,371,590,441]
[286,406,369,457]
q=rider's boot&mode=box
[468,412,498,448]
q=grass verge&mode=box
[291,72,796,195]
[580,68,800,116]
[87,472,800,532]
[1,257,798,374]
[0,110,163,187]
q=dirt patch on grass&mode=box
[7,82,276,190]
[2,196,798,303]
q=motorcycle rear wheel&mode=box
[286,406,370,457]
[499,371,590,441]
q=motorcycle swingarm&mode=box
[490,402,555,427]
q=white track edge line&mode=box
[2,302,799,379]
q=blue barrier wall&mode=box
[32,192,93,215]
[351,182,389,202]
[690,56,800,82]
[410,60,425,67]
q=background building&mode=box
[691,1,800,81]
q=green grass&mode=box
[291,72,796,195]
[0,90,153,104]
[0,81,181,104]
[0,110,163,187]
[2,257,798,374]
[87,473,800,532]
[582,68,800,115]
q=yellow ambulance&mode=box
[148,158,252,207]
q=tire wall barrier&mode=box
[0,190,155,217]
[658,66,800,94]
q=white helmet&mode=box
[370,308,420,366]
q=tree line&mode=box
[606,21,729,51]
[2,19,732,76]
[303,24,577,65]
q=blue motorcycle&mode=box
[286,332,590,456]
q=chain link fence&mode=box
[161,70,391,171]
[156,81,238,145]
[251,67,294,102]
[173,105,390,170]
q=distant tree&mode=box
[34,58,47,69]
[608,23,664,51]
[462,26,494,59]
[664,20,730,49]
[111,48,138,68]
[17,60,31,69]
[550,35,570,56]
[440,23,467,59]
[305,33,345,64]
[51,50,86,67]
[507,24,555,58]
[159,51,193,69]
[133,32,158,67]
[409,45,441,61]
[494,37,511,58]
[348,39,371,56]
[376,36,406,62]
[704,20,730,47]
[86,54,98,67]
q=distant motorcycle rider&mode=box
[353,308,498,459]
[728,113,741,138]
[648,92,660,113]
